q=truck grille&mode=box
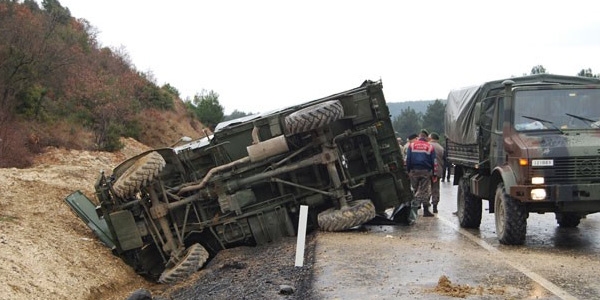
[531,156,600,184]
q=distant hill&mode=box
[387,100,440,118]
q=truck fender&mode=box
[490,165,516,213]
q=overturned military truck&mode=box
[66,80,412,283]
[446,74,600,245]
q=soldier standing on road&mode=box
[428,132,444,213]
[406,130,436,224]
[441,138,451,182]
[402,133,418,164]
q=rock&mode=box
[279,284,296,295]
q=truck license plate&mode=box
[532,159,554,166]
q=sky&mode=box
[57,0,600,114]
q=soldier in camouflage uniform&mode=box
[406,130,436,224]
[428,132,444,213]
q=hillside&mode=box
[131,97,209,148]
[0,1,209,168]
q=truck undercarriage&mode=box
[66,80,413,282]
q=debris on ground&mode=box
[432,275,506,298]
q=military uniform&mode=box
[428,134,444,213]
[406,135,436,223]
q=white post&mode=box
[294,205,309,267]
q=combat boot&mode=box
[423,206,434,217]
[433,205,438,214]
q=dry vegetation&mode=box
[0,1,210,169]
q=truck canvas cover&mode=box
[445,74,600,145]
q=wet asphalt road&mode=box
[311,177,600,299]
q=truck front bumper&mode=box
[511,183,600,212]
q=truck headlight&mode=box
[531,177,544,185]
[531,188,547,200]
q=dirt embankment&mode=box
[0,137,318,300]
[0,138,160,300]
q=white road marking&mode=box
[437,215,578,300]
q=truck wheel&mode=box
[457,177,482,228]
[317,199,376,231]
[159,243,210,284]
[555,213,581,228]
[284,100,344,135]
[494,183,527,245]
[113,151,166,198]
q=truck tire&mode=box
[317,199,376,231]
[284,100,344,135]
[457,177,482,228]
[494,183,527,245]
[159,243,210,284]
[113,151,166,198]
[555,213,581,228]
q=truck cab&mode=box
[445,74,600,245]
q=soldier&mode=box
[406,130,436,224]
[402,133,418,163]
[428,132,444,213]
[441,143,451,183]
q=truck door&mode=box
[490,96,505,168]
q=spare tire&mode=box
[112,151,166,198]
[285,100,344,135]
[317,199,376,231]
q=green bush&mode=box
[101,123,124,151]
[122,120,141,140]
[138,83,174,110]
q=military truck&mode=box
[445,74,600,245]
[66,80,412,283]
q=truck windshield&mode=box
[513,88,600,131]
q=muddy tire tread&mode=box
[285,100,344,135]
[495,183,527,245]
[317,199,376,232]
[113,151,166,198]
[457,177,482,228]
[159,243,210,284]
